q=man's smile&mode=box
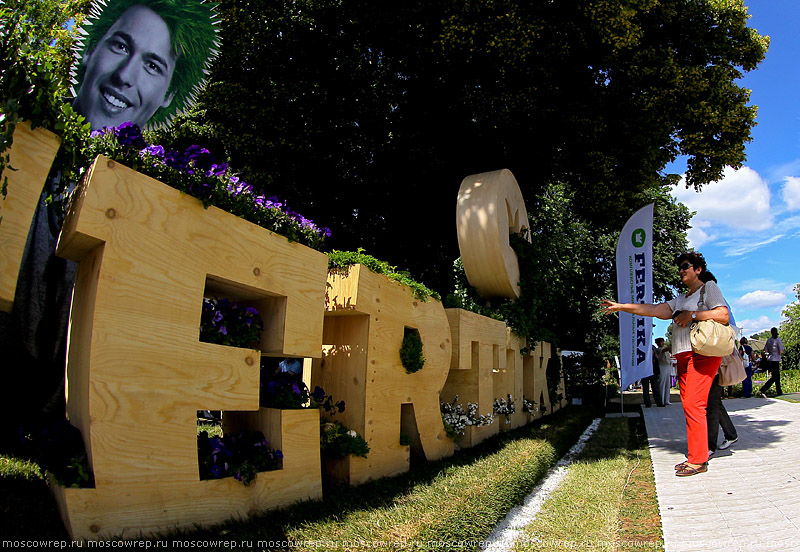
[101,88,133,111]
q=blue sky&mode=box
[653,0,800,340]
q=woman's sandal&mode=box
[675,462,708,477]
[674,461,689,470]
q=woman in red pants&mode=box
[602,251,730,477]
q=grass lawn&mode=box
[514,415,662,552]
[2,405,622,550]
[732,368,800,398]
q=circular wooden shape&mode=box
[456,169,530,299]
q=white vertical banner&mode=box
[616,203,654,390]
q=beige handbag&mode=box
[689,285,736,357]
[718,347,747,386]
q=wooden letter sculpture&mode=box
[456,169,531,299]
[314,264,454,485]
[496,329,528,430]
[441,309,505,447]
[0,122,61,311]
[52,156,328,539]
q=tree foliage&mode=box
[151,0,766,287]
[446,181,691,366]
[780,285,800,370]
[5,0,767,371]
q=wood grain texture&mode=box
[495,329,528,430]
[52,156,327,539]
[456,169,530,299]
[52,408,321,540]
[313,265,454,485]
[0,122,60,311]
[441,308,505,447]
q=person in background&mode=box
[655,337,673,405]
[707,371,738,458]
[759,327,785,397]
[602,251,730,477]
[740,337,754,398]
[642,343,664,407]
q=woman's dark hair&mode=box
[771,327,779,337]
[676,251,715,281]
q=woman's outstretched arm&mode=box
[601,299,673,320]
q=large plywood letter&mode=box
[441,309,506,447]
[53,156,328,539]
[314,264,454,485]
[495,329,527,430]
[0,122,61,311]
[456,169,530,299]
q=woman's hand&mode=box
[601,299,622,314]
[673,310,694,327]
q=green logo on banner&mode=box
[631,228,646,248]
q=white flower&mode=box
[347,430,357,438]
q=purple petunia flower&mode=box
[312,386,326,401]
[164,150,189,172]
[185,145,215,173]
[115,122,147,149]
[208,163,229,178]
[143,144,165,159]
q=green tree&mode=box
[780,284,800,370]
[152,0,765,296]
[1,0,92,191]
[446,182,690,368]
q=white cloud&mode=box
[783,177,800,211]
[686,225,713,249]
[719,233,784,256]
[673,166,773,232]
[735,290,787,309]
[737,315,780,337]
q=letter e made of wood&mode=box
[53,156,328,539]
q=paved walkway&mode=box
[643,397,800,552]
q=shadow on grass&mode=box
[0,467,69,540]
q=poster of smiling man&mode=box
[71,0,221,130]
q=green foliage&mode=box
[166,0,765,295]
[327,249,440,301]
[319,420,370,459]
[750,329,771,342]
[780,284,800,370]
[399,327,425,374]
[199,297,264,349]
[448,182,689,374]
[83,126,330,249]
[197,430,282,486]
[0,1,92,205]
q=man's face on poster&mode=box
[73,4,178,130]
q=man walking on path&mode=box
[760,327,785,397]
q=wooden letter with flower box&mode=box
[3,124,569,539]
[313,264,454,485]
[441,309,505,447]
[497,329,529,430]
[0,122,61,312]
[52,155,328,540]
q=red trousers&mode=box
[675,351,721,465]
